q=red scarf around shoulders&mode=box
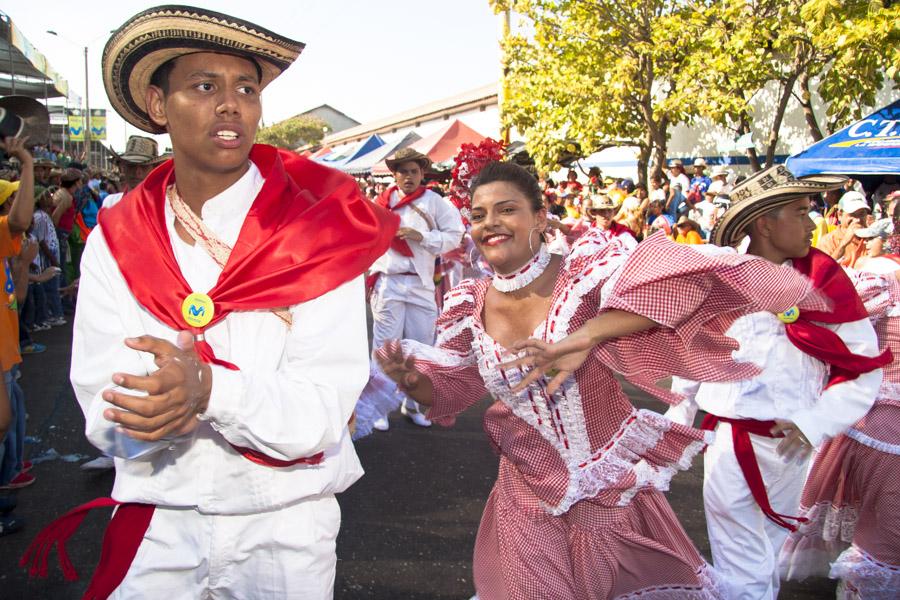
[99,144,398,365]
[376,185,427,257]
[788,248,892,388]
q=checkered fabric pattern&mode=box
[780,270,900,592]
[383,228,832,597]
[597,232,830,405]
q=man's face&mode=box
[33,166,50,182]
[840,207,868,228]
[121,161,156,189]
[762,197,817,259]
[145,52,261,178]
[392,161,424,195]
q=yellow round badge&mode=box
[182,292,214,328]
[777,305,800,324]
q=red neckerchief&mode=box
[376,185,428,257]
[609,220,636,239]
[21,146,399,599]
[788,248,892,389]
[99,144,397,367]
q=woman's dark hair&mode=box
[470,161,543,212]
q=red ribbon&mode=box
[19,499,154,599]
[701,415,808,532]
[376,185,428,257]
[787,248,892,389]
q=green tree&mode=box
[685,0,899,169]
[256,114,328,149]
[494,0,709,185]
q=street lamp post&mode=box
[47,30,92,165]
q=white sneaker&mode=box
[372,417,389,432]
[407,411,432,428]
[49,317,67,326]
[80,455,115,471]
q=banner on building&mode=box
[90,109,106,140]
[67,108,84,141]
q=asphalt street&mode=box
[0,321,836,599]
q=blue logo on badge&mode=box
[189,305,205,317]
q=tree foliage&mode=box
[496,0,899,177]
[494,0,707,182]
[256,114,328,149]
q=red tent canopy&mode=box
[371,120,486,175]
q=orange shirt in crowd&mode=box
[675,230,704,245]
[817,228,866,268]
[0,215,23,372]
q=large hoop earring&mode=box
[528,226,542,255]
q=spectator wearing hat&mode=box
[667,165,884,600]
[108,135,168,201]
[706,165,732,198]
[666,159,691,216]
[367,147,464,429]
[674,216,704,244]
[585,194,636,242]
[852,218,900,274]
[25,6,396,598]
[817,191,870,268]
[32,158,56,188]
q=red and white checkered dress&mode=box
[780,269,900,599]
[390,230,824,599]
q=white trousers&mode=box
[111,495,341,600]
[703,423,810,600]
[370,273,438,414]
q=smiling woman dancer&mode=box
[376,161,831,599]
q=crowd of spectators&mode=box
[0,139,130,536]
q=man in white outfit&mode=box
[370,148,464,429]
[21,6,396,598]
[667,165,886,600]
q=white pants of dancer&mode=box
[111,495,340,600]
[703,422,810,600]
[370,273,438,414]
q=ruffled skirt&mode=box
[779,401,900,597]
[473,458,726,600]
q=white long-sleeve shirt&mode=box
[668,312,881,447]
[71,163,368,513]
[369,188,464,290]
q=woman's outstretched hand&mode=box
[499,327,596,395]
[376,340,422,390]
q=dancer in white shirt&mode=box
[666,166,886,600]
[369,148,464,429]
[21,6,395,599]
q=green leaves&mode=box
[255,115,329,149]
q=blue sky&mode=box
[7,0,502,150]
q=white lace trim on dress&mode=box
[830,545,900,600]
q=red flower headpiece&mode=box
[448,137,506,222]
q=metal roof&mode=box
[0,13,69,99]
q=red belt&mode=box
[20,448,323,599]
[701,414,808,532]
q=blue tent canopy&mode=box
[342,131,421,175]
[786,99,900,177]
[320,134,385,168]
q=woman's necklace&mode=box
[492,244,551,293]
